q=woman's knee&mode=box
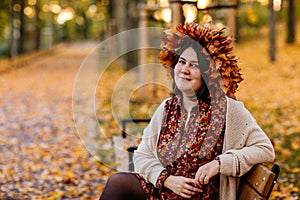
[101,173,145,200]
[105,172,139,191]
[106,173,129,186]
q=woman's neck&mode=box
[182,94,197,113]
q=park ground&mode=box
[0,25,299,199]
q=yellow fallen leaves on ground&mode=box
[0,42,115,199]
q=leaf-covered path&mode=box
[0,42,113,199]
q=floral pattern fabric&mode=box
[135,95,227,199]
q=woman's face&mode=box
[174,47,202,96]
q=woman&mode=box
[100,22,275,200]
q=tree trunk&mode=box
[286,0,295,43]
[269,0,276,62]
[18,0,25,54]
[170,0,184,27]
[35,1,41,50]
[228,0,237,43]
[9,0,17,57]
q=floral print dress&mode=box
[135,95,227,199]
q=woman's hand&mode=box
[194,160,220,187]
[164,175,202,199]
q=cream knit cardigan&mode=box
[133,97,275,200]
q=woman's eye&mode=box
[191,64,198,68]
[179,59,185,64]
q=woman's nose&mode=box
[181,63,190,74]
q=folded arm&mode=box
[219,99,275,177]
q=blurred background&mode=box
[0,0,299,199]
[0,0,298,58]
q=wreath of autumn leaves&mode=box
[158,22,243,99]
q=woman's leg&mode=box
[99,172,146,200]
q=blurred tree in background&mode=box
[237,0,299,41]
[0,0,299,58]
[0,0,110,57]
[0,1,10,56]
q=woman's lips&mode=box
[180,77,192,81]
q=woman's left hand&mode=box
[194,160,220,187]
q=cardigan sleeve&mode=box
[219,98,275,177]
[133,99,168,186]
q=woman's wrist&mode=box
[164,175,174,189]
[156,170,171,190]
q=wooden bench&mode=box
[237,163,280,200]
[121,118,280,199]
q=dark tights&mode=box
[99,172,146,200]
